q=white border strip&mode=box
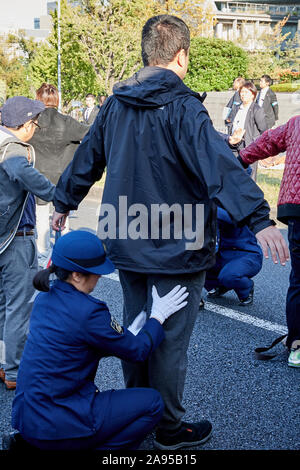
[103,271,287,335]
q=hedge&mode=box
[271,83,300,92]
[184,37,248,92]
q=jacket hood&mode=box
[113,66,204,108]
[0,126,20,147]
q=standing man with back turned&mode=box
[52,15,289,450]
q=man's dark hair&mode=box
[86,93,96,99]
[261,74,273,86]
[141,15,190,67]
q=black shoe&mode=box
[2,432,38,451]
[207,287,228,298]
[2,432,19,450]
[199,298,205,309]
[238,287,254,306]
[153,420,212,450]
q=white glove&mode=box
[150,285,189,324]
[127,310,147,336]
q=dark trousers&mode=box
[286,218,300,349]
[23,388,164,450]
[205,250,262,300]
[118,269,206,432]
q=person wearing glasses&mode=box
[29,83,90,268]
[0,96,55,390]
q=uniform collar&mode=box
[52,279,107,306]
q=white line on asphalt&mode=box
[203,301,288,335]
[103,272,288,335]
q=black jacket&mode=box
[29,108,90,204]
[54,67,273,274]
[227,101,268,149]
[224,90,242,128]
[256,88,279,129]
[82,106,99,125]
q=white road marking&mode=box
[203,301,287,335]
[103,271,288,335]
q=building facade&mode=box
[214,1,300,49]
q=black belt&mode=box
[15,230,35,237]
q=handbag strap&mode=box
[254,334,287,360]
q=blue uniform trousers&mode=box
[286,218,300,349]
[23,387,164,450]
[205,250,262,300]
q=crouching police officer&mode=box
[7,230,188,451]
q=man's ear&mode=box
[177,49,186,68]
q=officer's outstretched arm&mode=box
[127,285,189,335]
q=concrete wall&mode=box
[202,91,300,133]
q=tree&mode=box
[159,0,216,37]
[0,35,33,99]
[5,0,217,104]
[184,37,248,91]
[236,16,294,79]
[13,0,216,104]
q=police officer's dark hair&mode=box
[141,15,190,67]
[261,74,273,86]
[33,265,89,292]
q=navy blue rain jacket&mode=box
[54,67,272,274]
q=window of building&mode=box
[34,18,40,29]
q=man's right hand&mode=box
[52,210,69,231]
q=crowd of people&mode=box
[0,13,298,452]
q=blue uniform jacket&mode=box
[12,280,164,440]
[217,207,263,256]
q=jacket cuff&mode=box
[237,155,249,169]
[142,318,165,351]
[251,218,276,235]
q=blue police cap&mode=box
[1,96,45,128]
[51,230,115,275]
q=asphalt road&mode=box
[0,196,299,452]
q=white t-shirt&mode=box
[258,87,269,107]
[85,107,92,120]
[232,103,251,133]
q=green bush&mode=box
[271,83,300,92]
[184,37,248,92]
